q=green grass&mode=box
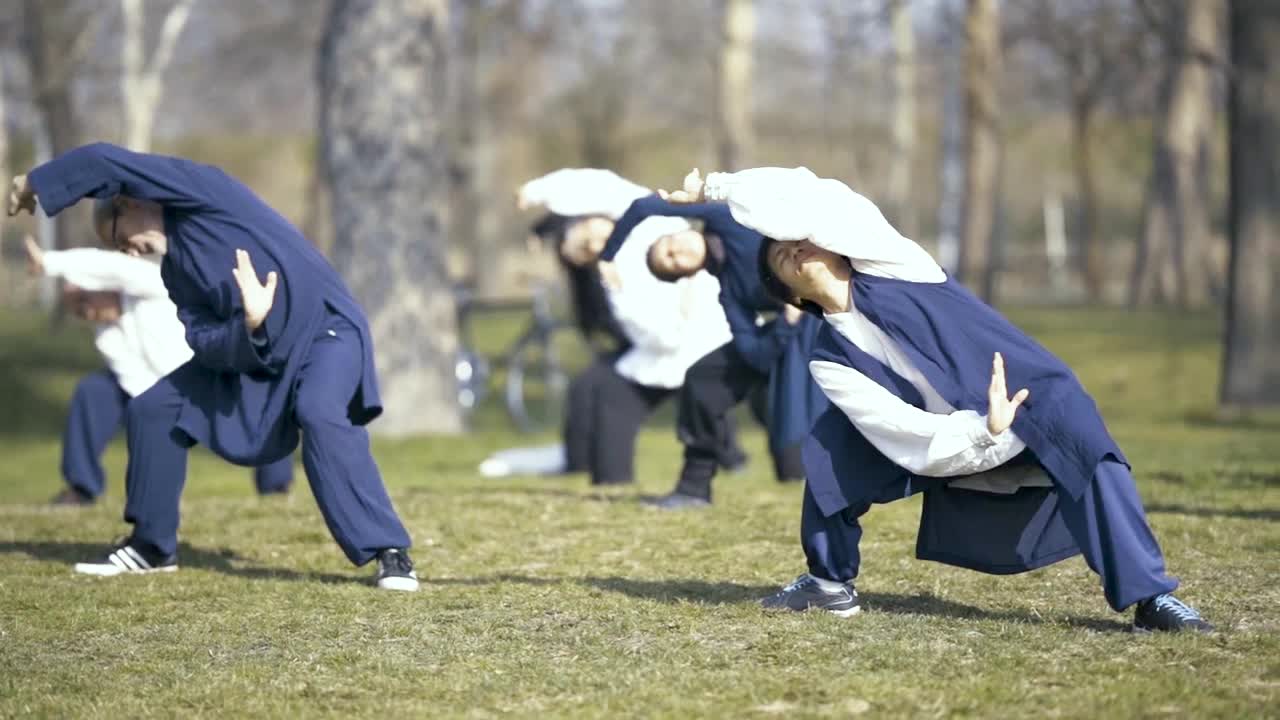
[1,306,1278,719]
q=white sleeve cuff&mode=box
[968,420,999,449]
[703,172,733,202]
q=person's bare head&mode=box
[93,196,167,256]
[757,238,849,314]
[559,216,615,267]
[646,228,708,282]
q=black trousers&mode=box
[674,342,805,500]
[562,357,673,485]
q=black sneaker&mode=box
[74,538,177,577]
[375,549,419,592]
[1133,593,1213,633]
[646,492,712,511]
[760,573,861,617]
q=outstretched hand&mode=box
[987,352,1029,436]
[23,235,45,276]
[8,175,36,217]
[598,260,621,291]
[657,168,705,204]
[231,249,278,332]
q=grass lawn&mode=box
[0,306,1277,718]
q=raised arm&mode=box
[722,300,799,375]
[808,359,1026,478]
[700,166,943,280]
[22,142,228,218]
[40,248,170,299]
[601,194,746,263]
[517,168,650,221]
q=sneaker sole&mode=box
[828,605,862,618]
[377,576,420,592]
[73,563,178,577]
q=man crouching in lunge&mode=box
[10,143,418,591]
[660,166,1211,633]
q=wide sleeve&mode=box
[601,195,743,262]
[702,166,943,280]
[722,299,796,375]
[517,168,650,221]
[808,360,1026,477]
[26,142,225,217]
[177,303,275,375]
[41,249,170,299]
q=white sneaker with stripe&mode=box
[74,542,178,577]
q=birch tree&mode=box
[120,0,195,151]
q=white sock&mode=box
[809,574,850,591]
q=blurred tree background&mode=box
[1,0,1275,427]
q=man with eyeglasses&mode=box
[9,143,418,591]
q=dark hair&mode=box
[646,242,692,283]
[755,237,824,316]
[534,213,631,350]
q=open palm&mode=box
[987,352,1030,436]
[657,168,705,204]
[231,249,278,332]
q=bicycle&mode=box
[453,280,578,433]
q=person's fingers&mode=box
[657,189,671,200]
[24,235,40,258]
[264,271,278,298]
[1010,388,1030,410]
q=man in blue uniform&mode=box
[9,143,417,591]
[664,166,1210,633]
[598,195,828,508]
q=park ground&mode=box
[0,306,1277,718]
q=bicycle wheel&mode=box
[505,323,573,433]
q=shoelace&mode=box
[381,550,413,575]
[780,574,817,594]
[1151,594,1201,622]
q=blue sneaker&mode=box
[1133,593,1213,633]
[760,573,861,617]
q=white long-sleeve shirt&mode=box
[609,215,731,388]
[520,169,732,389]
[42,249,192,397]
[703,167,1032,480]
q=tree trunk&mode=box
[23,0,82,256]
[1131,0,1222,308]
[319,0,461,434]
[936,0,965,274]
[959,0,1001,301]
[1070,99,1104,300]
[887,0,917,235]
[121,0,195,152]
[714,0,755,171]
[451,1,503,297]
[1221,0,1280,408]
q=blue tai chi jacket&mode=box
[601,194,828,451]
[804,273,1126,574]
[29,143,381,465]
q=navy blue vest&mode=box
[799,274,1120,574]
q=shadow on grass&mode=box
[0,539,360,585]
[584,575,778,605]
[1146,503,1280,522]
[584,576,1130,632]
[868,592,1128,632]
